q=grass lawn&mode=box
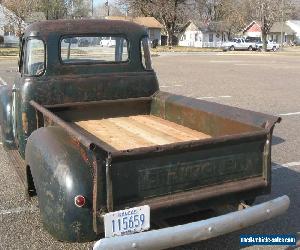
[0,47,19,57]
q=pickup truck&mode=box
[222,38,257,51]
[256,40,280,52]
[0,20,289,249]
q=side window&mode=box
[24,39,45,76]
[140,37,152,70]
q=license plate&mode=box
[104,205,150,238]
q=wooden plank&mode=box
[76,119,155,150]
[75,115,211,151]
[130,115,211,141]
[107,117,179,145]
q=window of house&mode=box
[60,35,128,64]
[209,33,214,42]
[24,39,45,76]
[4,25,15,36]
[141,37,152,70]
[149,29,155,40]
[195,33,198,42]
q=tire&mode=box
[258,47,262,52]
[229,45,235,51]
[248,46,253,51]
[272,46,277,52]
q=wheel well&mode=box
[26,165,36,196]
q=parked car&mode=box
[78,38,91,47]
[0,19,289,249]
[256,40,280,51]
[222,38,257,51]
[99,37,116,47]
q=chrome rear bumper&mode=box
[94,195,290,250]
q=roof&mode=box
[286,20,300,34]
[24,19,147,38]
[269,22,295,35]
[105,16,163,29]
[185,20,230,33]
[243,21,262,32]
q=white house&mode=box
[106,16,163,45]
[178,21,229,48]
[286,20,300,44]
[0,4,22,46]
[242,20,300,45]
[269,20,300,45]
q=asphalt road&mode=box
[0,52,299,250]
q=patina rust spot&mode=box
[69,137,90,164]
[22,112,28,134]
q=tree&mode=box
[35,0,67,20]
[118,0,189,46]
[193,0,248,40]
[94,2,123,18]
[246,0,294,50]
[2,0,38,35]
[66,0,91,19]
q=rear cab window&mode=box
[60,35,128,64]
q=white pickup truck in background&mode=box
[222,38,257,51]
[256,40,280,51]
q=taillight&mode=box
[74,195,86,208]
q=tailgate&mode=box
[109,131,268,208]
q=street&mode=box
[0,52,299,250]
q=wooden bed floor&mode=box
[75,115,211,151]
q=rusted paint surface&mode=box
[22,112,28,134]
[25,126,98,242]
[114,177,267,211]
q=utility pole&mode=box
[91,0,94,17]
[280,0,285,50]
[105,0,110,16]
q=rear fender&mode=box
[0,85,16,149]
[25,126,98,242]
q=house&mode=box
[286,20,300,44]
[243,21,262,38]
[268,21,296,44]
[243,20,300,45]
[178,20,229,48]
[269,20,300,44]
[105,16,163,45]
[0,4,22,46]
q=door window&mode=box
[141,37,152,70]
[24,39,45,76]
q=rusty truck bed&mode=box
[75,115,211,151]
[29,91,281,233]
